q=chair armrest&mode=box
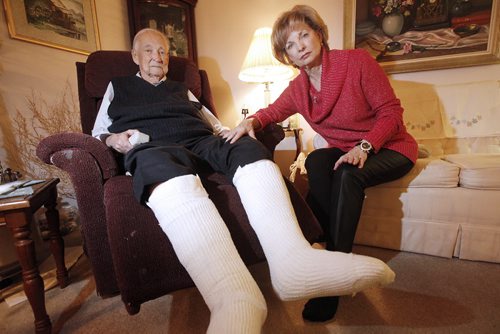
[255,123,285,155]
[36,132,121,296]
[36,132,119,180]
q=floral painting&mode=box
[344,0,500,73]
[371,0,415,17]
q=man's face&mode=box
[132,30,170,84]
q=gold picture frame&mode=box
[2,0,100,55]
[343,0,500,73]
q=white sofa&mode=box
[354,80,500,263]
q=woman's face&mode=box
[284,21,322,69]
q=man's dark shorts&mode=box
[124,135,272,203]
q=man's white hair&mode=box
[132,28,170,50]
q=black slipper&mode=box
[302,296,339,322]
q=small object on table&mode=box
[241,107,249,119]
[453,24,480,38]
[386,41,402,52]
[0,180,46,199]
[0,164,22,184]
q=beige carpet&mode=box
[0,246,83,307]
[1,231,499,334]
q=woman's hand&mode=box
[105,129,137,154]
[222,118,257,144]
[334,145,368,170]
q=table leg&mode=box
[8,212,51,334]
[292,129,302,161]
[44,186,69,288]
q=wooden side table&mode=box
[0,178,68,334]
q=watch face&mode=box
[360,140,372,152]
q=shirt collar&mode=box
[136,72,166,86]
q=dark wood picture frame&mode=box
[127,0,198,63]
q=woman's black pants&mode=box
[305,147,414,253]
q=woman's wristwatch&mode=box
[359,139,373,154]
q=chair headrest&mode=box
[84,50,202,99]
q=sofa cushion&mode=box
[375,158,460,188]
[442,154,500,190]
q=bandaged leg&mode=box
[233,160,395,301]
[147,174,267,333]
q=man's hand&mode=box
[218,129,230,137]
[334,145,368,170]
[105,129,137,154]
[222,118,257,144]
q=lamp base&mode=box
[263,82,271,107]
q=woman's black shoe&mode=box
[302,296,339,322]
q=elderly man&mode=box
[92,28,395,333]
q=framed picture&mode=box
[127,0,198,63]
[2,0,100,55]
[344,0,500,73]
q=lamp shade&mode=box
[239,27,295,83]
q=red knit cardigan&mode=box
[253,48,418,163]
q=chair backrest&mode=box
[76,50,216,135]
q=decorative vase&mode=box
[382,12,404,37]
[450,0,472,17]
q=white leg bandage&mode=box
[147,174,267,333]
[233,160,395,301]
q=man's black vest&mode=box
[108,76,213,142]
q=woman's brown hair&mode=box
[271,5,329,67]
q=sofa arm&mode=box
[255,123,285,155]
[36,132,121,296]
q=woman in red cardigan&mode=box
[225,4,418,322]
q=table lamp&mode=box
[239,27,295,107]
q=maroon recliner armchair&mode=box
[36,51,322,315]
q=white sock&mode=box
[233,160,395,301]
[147,174,267,333]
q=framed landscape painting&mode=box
[2,0,100,55]
[343,0,500,73]
[127,0,198,62]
